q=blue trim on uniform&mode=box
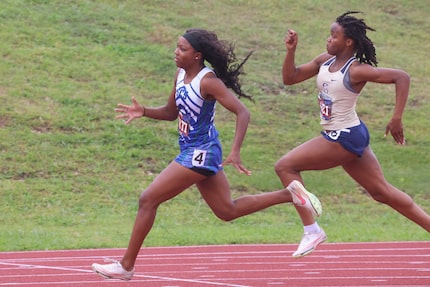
[341,57,356,74]
[323,57,336,66]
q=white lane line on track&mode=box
[0,262,252,287]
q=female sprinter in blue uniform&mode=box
[92,28,321,280]
[277,11,430,258]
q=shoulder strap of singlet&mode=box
[186,67,214,99]
[322,56,336,66]
[340,57,357,74]
[194,66,213,81]
[177,68,185,84]
[178,67,213,86]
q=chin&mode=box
[326,48,335,55]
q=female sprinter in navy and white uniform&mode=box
[276,11,430,258]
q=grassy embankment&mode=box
[0,0,429,251]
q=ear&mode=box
[346,38,354,48]
[194,52,202,60]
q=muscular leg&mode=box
[120,161,206,270]
[342,146,430,232]
[274,136,357,225]
[196,170,292,221]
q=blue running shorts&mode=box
[321,121,370,157]
[175,139,223,176]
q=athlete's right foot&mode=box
[287,180,322,217]
[292,228,327,258]
[92,260,134,281]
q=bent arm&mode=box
[282,29,330,85]
[143,88,178,121]
[351,65,410,144]
[201,75,251,174]
[351,65,410,120]
[205,78,250,152]
[282,53,329,85]
[115,71,179,124]
[143,70,180,121]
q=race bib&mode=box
[178,113,190,136]
[192,149,207,167]
[318,92,333,121]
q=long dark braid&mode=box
[336,11,378,66]
[183,28,254,101]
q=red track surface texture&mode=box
[1,241,429,287]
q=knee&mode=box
[274,158,290,177]
[368,184,413,207]
[371,191,414,211]
[370,192,390,204]
[275,160,284,176]
[211,205,236,222]
[366,184,391,204]
[138,190,160,210]
[218,214,235,222]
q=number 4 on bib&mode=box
[192,149,207,167]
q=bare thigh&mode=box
[276,136,358,172]
[195,170,233,216]
[341,146,390,199]
[141,161,206,206]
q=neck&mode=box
[184,65,205,83]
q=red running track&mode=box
[0,241,429,287]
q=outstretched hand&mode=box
[385,117,405,145]
[220,152,252,176]
[115,96,145,124]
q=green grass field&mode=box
[1,0,429,251]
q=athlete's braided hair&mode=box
[336,11,378,66]
[183,28,254,101]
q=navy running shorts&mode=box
[175,139,223,176]
[321,121,370,157]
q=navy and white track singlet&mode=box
[316,56,360,131]
[175,67,219,149]
[174,67,223,175]
[317,56,370,156]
